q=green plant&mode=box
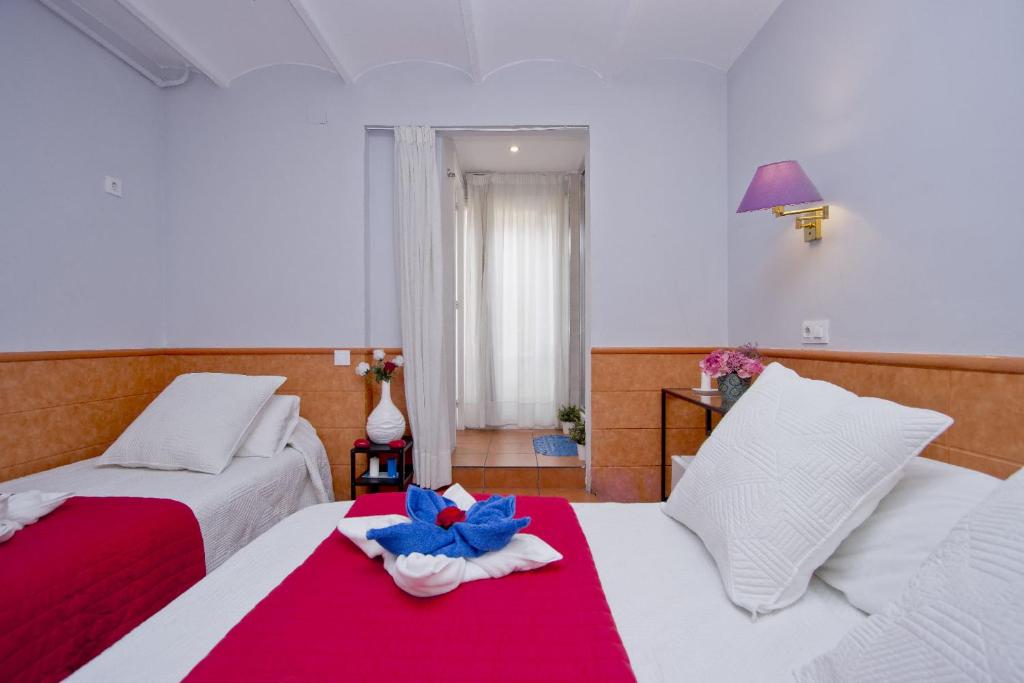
[557,404,582,423]
[569,421,586,445]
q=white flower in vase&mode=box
[393,355,404,367]
[355,361,370,377]
[373,349,386,361]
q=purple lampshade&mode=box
[736,161,822,213]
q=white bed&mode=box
[3,421,333,571]
[72,500,865,682]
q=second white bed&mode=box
[73,499,865,682]
[3,419,333,571]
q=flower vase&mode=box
[560,421,573,435]
[717,372,751,405]
[366,380,406,444]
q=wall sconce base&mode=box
[773,205,829,242]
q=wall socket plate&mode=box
[104,175,123,197]
[333,349,351,366]
[802,319,830,344]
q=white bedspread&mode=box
[73,501,865,682]
[3,423,333,572]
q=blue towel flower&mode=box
[366,486,530,558]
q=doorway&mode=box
[441,129,589,496]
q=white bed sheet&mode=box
[73,500,865,682]
[3,440,332,572]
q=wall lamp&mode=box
[737,160,829,242]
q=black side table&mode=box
[350,437,414,500]
[660,389,732,501]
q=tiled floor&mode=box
[452,428,595,501]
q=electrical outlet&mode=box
[333,350,351,366]
[802,319,830,344]
[104,175,123,197]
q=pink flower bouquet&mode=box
[699,346,764,380]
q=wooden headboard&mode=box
[2,346,1020,503]
[590,347,1024,501]
[0,348,405,501]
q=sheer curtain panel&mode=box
[394,126,454,489]
[461,173,570,429]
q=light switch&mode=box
[333,350,351,366]
[802,319,830,344]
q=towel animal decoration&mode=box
[366,485,530,558]
[0,491,73,543]
[337,484,561,597]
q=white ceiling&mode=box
[448,130,587,173]
[42,0,784,87]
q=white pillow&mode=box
[663,362,953,617]
[796,469,1024,682]
[99,373,285,474]
[816,456,999,614]
[237,395,301,458]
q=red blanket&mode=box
[187,493,635,682]
[0,496,205,682]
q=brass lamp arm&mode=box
[772,205,829,219]
[771,205,829,242]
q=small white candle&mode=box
[700,372,712,392]
[368,456,380,478]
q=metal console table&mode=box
[660,389,733,501]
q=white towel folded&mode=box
[0,490,73,543]
[336,484,562,597]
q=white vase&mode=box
[560,421,573,434]
[366,380,406,444]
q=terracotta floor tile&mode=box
[485,487,540,497]
[452,449,488,466]
[540,467,585,489]
[537,455,582,468]
[485,467,539,488]
[487,437,537,454]
[486,452,537,467]
[451,466,485,488]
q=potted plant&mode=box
[698,343,765,404]
[557,404,582,434]
[569,420,586,460]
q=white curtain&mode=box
[394,126,453,489]
[460,173,570,429]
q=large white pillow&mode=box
[99,373,285,474]
[796,469,1024,682]
[663,362,953,617]
[816,456,999,614]
[237,395,300,458]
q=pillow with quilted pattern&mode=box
[237,395,300,458]
[663,362,952,617]
[796,469,1024,682]
[99,373,285,474]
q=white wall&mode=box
[160,60,729,348]
[0,0,165,351]
[728,0,1024,354]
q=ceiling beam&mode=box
[458,0,482,83]
[604,0,642,76]
[288,0,354,84]
[115,0,231,88]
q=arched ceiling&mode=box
[41,0,784,87]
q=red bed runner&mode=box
[0,496,205,682]
[187,492,636,682]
